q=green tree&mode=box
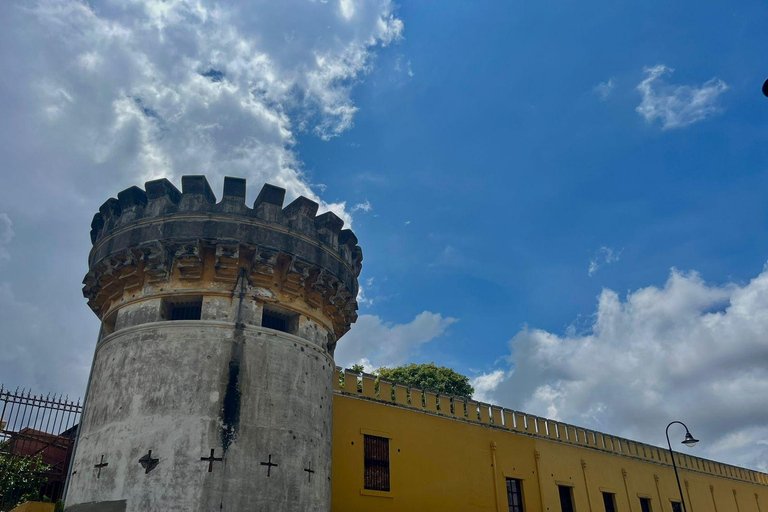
[0,453,51,509]
[375,363,474,398]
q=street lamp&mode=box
[666,421,699,512]
[763,78,768,97]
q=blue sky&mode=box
[312,2,768,370]
[1,0,767,471]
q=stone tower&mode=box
[66,176,361,512]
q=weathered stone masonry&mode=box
[66,176,361,512]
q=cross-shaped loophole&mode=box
[94,455,108,479]
[260,454,278,477]
[200,449,223,473]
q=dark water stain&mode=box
[221,268,249,452]
[221,333,243,452]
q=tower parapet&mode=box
[67,176,361,512]
[83,175,361,341]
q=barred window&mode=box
[163,296,202,320]
[261,306,298,334]
[506,478,524,512]
[262,310,287,331]
[363,434,390,492]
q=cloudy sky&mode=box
[1,0,768,472]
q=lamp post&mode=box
[666,421,699,512]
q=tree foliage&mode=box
[375,363,474,398]
[0,453,51,509]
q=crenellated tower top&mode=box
[83,175,362,340]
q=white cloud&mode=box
[404,220,411,225]
[335,312,458,370]
[636,65,728,130]
[588,246,621,276]
[356,277,377,306]
[0,214,14,261]
[394,54,414,77]
[339,0,356,20]
[0,0,402,393]
[351,200,373,213]
[593,78,615,100]
[1,0,403,222]
[356,284,372,307]
[484,267,768,470]
[471,369,507,403]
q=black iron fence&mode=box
[0,386,82,508]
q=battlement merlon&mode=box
[83,175,362,338]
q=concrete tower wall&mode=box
[66,176,361,512]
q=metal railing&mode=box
[0,386,82,507]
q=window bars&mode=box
[363,434,390,492]
[169,300,203,320]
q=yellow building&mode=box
[331,369,768,512]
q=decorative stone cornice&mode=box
[84,237,359,338]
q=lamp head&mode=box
[682,431,699,447]
[763,78,768,97]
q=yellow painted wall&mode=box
[8,502,55,512]
[331,375,768,512]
